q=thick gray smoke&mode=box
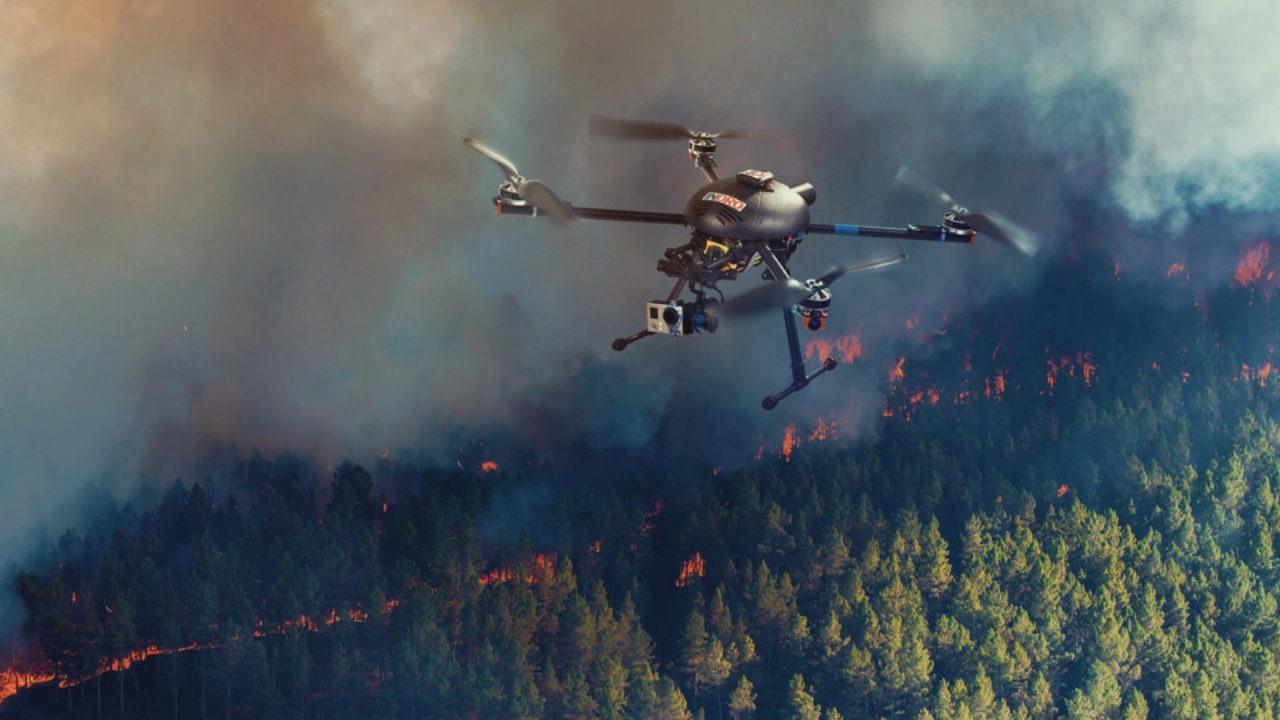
[1,0,1279,634]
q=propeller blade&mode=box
[815,251,908,286]
[590,115,789,145]
[716,278,811,318]
[589,115,695,141]
[962,210,1038,256]
[464,137,521,181]
[715,128,793,144]
[894,165,957,208]
[894,166,1039,256]
[517,179,578,224]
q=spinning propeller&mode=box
[894,166,1038,256]
[589,114,789,144]
[716,251,908,318]
[464,137,578,224]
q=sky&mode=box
[1,0,1280,633]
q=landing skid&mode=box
[762,306,838,410]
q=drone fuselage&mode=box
[683,170,814,242]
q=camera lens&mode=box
[662,307,681,326]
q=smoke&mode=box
[2,0,1280,635]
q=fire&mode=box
[478,553,557,587]
[675,552,706,588]
[1044,352,1097,393]
[1238,362,1275,388]
[984,371,1007,399]
[805,331,862,364]
[1234,241,1271,287]
[781,425,797,462]
[808,418,835,442]
[905,313,920,331]
[1,599,406,706]
[479,460,499,473]
[889,356,906,383]
[1056,484,1070,498]
[590,539,603,554]
[1167,261,1187,278]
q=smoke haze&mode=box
[2,0,1280,633]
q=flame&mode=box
[1167,261,1187,278]
[808,418,835,442]
[675,551,706,588]
[590,539,603,554]
[984,370,1007,399]
[805,331,862,364]
[1234,241,1271,287]
[478,553,557,587]
[1056,484,1070,498]
[781,425,797,462]
[1238,362,1275,388]
[1044,352,1097,393]
[889,356,906,383]
[2,599,406,705]
[479,460,499,473]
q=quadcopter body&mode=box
[466,116,1036,410]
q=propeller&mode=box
[464,137,578,224]
[589,114,789,144]
[894,166,1038,256]
[716,251,908,318]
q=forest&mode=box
[5,248,1280,719]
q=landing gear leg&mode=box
[611,278,687,353]
[762,307,838,410]
[612,329,654,352]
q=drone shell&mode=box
[683,174,810,241]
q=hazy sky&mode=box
[2,0,1280,632]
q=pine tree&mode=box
[786,674,823,720]
[727,675,757,720]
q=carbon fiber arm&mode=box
[494,200,686,226]
[806,222,974,244]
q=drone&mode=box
[465,115,1037,410]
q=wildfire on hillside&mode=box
[675,552,706,588]
[1044,352,1098,394]
[805,331,863,364]
[889,356,906,383]
[781,425,797,462]
[1234,241,1275,289]
[1,598,403,706]
[1239,362,1275,388]
[478,554,556,587]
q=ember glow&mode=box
[675,551,706,588]
[1167,261,1188,278]
[805,331,863,364]
[479,460,500,473]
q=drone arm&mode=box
[494,200,686,226]
[806,222,975,244]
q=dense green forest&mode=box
[6,253,1280,719]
